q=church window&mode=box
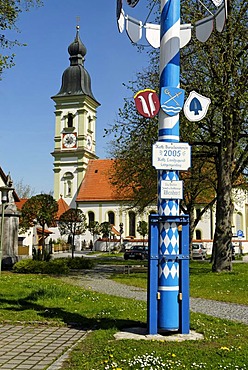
[88,115,93,131]
[128,211,136,237]
[196,208,201,220]
[108,211,115,225]
[195,230,202,240]
[68,113,73,127]
[67,181,72,196]
[63,172,74,198]
[88,211,95,225]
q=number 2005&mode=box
[164,149,181,157]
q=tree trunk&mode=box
[42,223,45,261]
[212,142,233,272]
[71,234,75,259]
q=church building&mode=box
[50,27,153,247]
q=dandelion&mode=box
[220,346,230,351]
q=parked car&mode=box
[124,245,148,260]
[192,243,207,260]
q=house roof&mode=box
[57,196,70,218]
[15,198,28,210]
[16,196,70,220]
[76,159,129,202]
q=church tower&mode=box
[51,26,100,207]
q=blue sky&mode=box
[0,0,152,194]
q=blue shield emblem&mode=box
[160,87,185,116]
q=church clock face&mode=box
[62,133,77,148]
[86,135,92,151]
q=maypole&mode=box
[157,0,181,330]
[116,0,223,335]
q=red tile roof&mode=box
[15,198,28,210]
[77,159,129,202]
[57,196,70,219]
[16,197,70,220]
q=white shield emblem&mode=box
[184,91,211,122]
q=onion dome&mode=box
[55,26,96,100]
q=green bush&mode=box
[42,259,70,274]
[66,256,95,270]
[13,259,69,275]
[13,259,46,274]
[13,256,95,274]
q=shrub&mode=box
[13,259,46,274]
[13,259,69,275]
[13,256,94,274]
[65,256,95,270]
[42,259,70,274]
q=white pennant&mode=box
[180,24,192,48]
[145,23,160,48]
[117,9,125,33]
[126,15,142,43]
[215,0,227,32]
[195,15,214,42]
[211,0,223,6]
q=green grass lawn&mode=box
[0,261,247,369]
[112,261,248,305]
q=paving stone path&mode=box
[0,324,87,370]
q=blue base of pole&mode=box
[147,214,190,335]
[158,290,179,330]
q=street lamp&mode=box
[0,185,14,274]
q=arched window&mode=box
[129,211,136,237]
[235,212,243,231]
[195,230,202,240]
[108,211,115,225]
[88,211,95,225]
[196,208,201,220]
[63,172,73,198]
[68,113,73,127]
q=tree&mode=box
[20,194,58,259]
[58,209,87,258]
[14,179,35,198]
[107,0,247,272]
[100,222,112,252]
[137,221,148,245]
[107,50,216,236]
[0,0,43,79]
[88,221,100,244]
[180,0,248,271]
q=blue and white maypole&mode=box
[157,0,181,330]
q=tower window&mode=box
[63,172,74,198]
[68,113,73,127]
